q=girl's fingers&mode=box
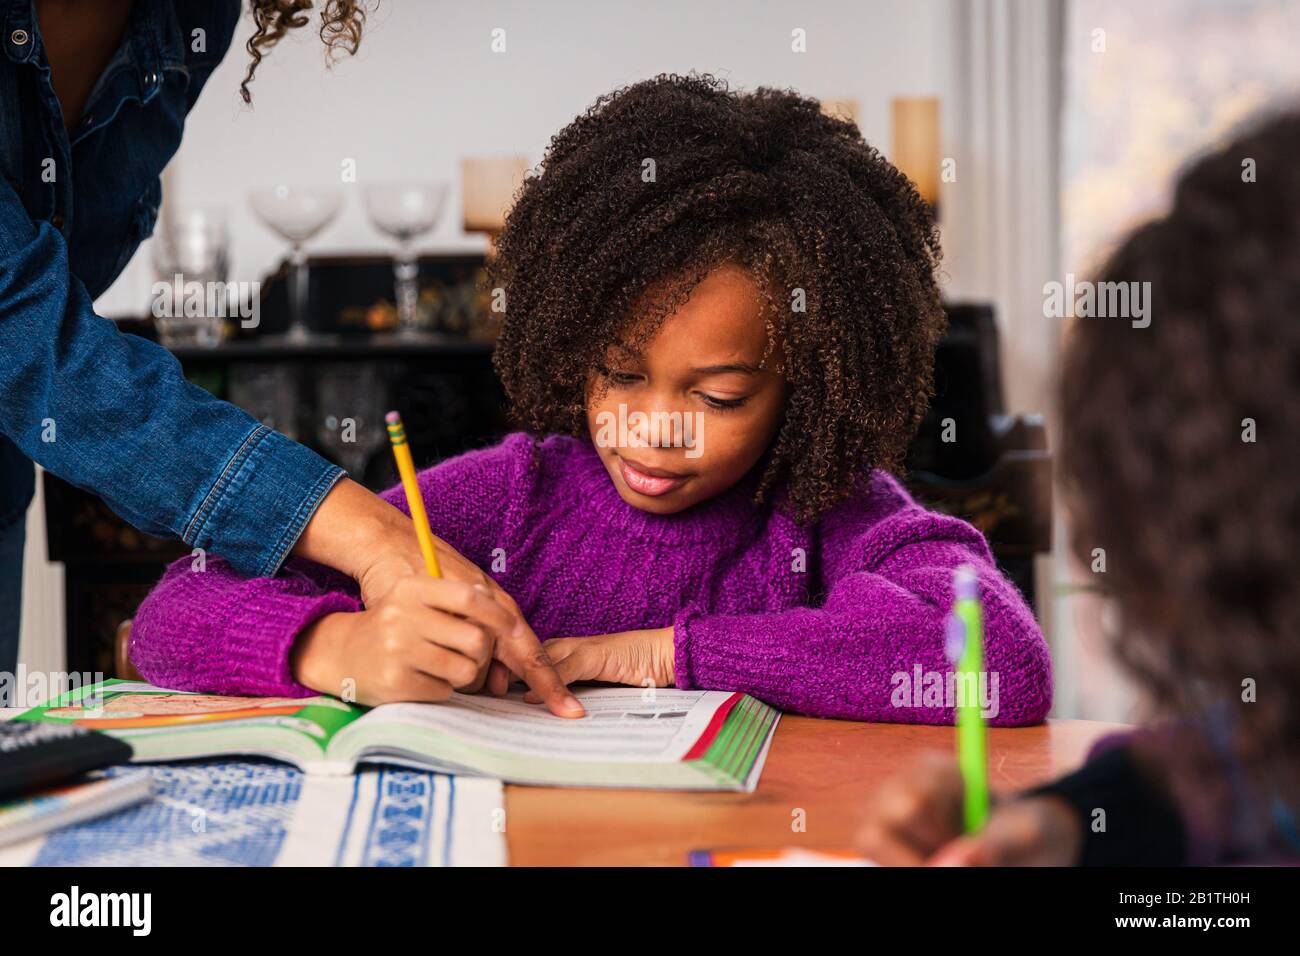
[496,629,584,718]
[855,822,929,866]
[891,759,965,853]
[522,640,594,703]
[382,571,580,716]
[431,543,509,606]
[857,754,964,862]
[487,661,515,697]
[927,834,988,867]
[415,612,494,667]
[458,659,490,694]
[538,637,576,661]
[377,666,455,704]
[402,636,484,691]
[437,582,547,676]
[433,578,517,637]
[429,535,481,577]
[393,576,515,648]
[928,803,1054,867]
[552,642,599,684]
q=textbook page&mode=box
[356,687,732,763]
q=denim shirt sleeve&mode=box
[0,177,345,577]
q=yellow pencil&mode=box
[385,411,442,578]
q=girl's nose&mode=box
[623,400,696,452]
[628,407,654,445]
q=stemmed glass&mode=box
[150,206,230,348]
[250,185,342,341]
[314,364,387,480]
[363,182,448,336]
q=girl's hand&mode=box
[487,627,676,700]
[294,479,581,716]
[855,753,1085,866]
[291,575,580,714]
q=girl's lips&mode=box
[618,457,688,497]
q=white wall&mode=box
[96,0,958,315]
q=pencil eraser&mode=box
[944,616,967,663]
[385,411,401,424]
[953,564,979,600]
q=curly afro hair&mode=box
[489,73,945,523]
[1059,110,1300,818]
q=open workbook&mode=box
[17,680,780,792]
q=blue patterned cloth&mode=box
[10,760,503,867]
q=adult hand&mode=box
[292,576,509,704]
[293,478,583,716]
[291,576,583,718]
[296,478,488,605]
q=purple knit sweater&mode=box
[130,433,1052,725]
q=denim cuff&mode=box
[184,425,345,578]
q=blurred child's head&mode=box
[1060,110,1300,806]
[489,73,945,520]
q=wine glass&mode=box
[229,363,301,442]
[150,206,230,348]
[314,364,387,479]
[363,182,448,336]
[249,185,342,341]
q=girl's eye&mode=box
[700,394,748,411]
[596,364,641,385]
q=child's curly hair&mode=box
[1060,110,1300,818]
[489,73,945,523]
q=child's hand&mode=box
[486,628,676,700]
[295,471,583,715]
[855,753,1084,865]
[293,576,571,710]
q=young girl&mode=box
[130,74,1052,726]
[856,110,1300,864]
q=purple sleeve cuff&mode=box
[129,559,363,698]
[672,604,703,690]
[205,589,360,697]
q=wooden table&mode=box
[505,716,1128,866]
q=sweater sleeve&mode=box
[129,555,360,697]
[129,435,531,696]
[410,433,532,568]
[1027,741,1188,865]
[672,474,1053,725]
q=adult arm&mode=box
[0,179,343,577]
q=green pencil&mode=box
[949,564,990,832]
